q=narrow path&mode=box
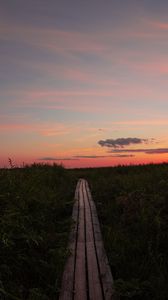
[59,179,115,300]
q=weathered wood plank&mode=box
[59,179,115,300]
[74,181,87,300]
[82,179,103,300]
[85,181,115,300]
[59,183,79,300]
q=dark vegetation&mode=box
[1,162,168,299]
[72,163,168,299]
[0,164,75,300]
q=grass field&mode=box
[73,164,168,299]
[0,164,76,300]
[1,163,168,299]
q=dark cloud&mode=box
[145,148,168,154]
[38,157,78,161]
[98,138,148,148]
[73,155,111,159]
[110,149,146,153]
[109,148,168,154]
[112,154,135,157]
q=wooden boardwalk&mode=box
[59,179,115,300]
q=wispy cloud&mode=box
[3,88,118,113]
[0,121,74,137]
[111,154,135,158]
[110,120,168,126]
[109,148,168,155]
[145,148,168,154]
[0,21,107,55]
[150,21,168,31]
[73,155,112,159]
[38,157,78,161]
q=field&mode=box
[0,164,76,299]
[74,164,168,299]
[1,163,168,299]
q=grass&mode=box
[72,163,168,299]
[0,163,76,299]
[1,162,168,299]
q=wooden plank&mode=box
[74,181,87,300]
[82,179,103,300]
[85,181,115,300]
[92,205,114,299]
[60,179,115,300]
[59,183,79,300]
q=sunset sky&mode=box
[1,0,168,168]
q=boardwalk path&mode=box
[59,179,115,300]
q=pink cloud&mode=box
[3,83,167,116]
[5,88,117,113]
[0,21,107,55]
[132,61,168,75]
[150,22,168,30]
[0,122,74,136]
[111,119,168,126]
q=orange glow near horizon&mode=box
[1,152,168,169]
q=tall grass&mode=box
[72,164,168,299]
[1,163,168,299]
[0,163,76,300]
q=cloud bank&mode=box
[98,137,148,148]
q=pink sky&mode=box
[1,1,168,168]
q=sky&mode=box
[1,0,168,168]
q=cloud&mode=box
[0,22,107,55]
[0,121,74,137]
[145,148,168,154]
[98,138,168,156]
[98,137,148,148]
[151,22,168,31]
[109,148,168,155]
[110,149,148,153]
[73,155,111,159]
[38,157,78,161]
[6,88,118,114]
[111,154,135,158]
[110,120,168,126]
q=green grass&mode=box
[1,163,168,299]
[72,164,168,299]
[0,163,76,300]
